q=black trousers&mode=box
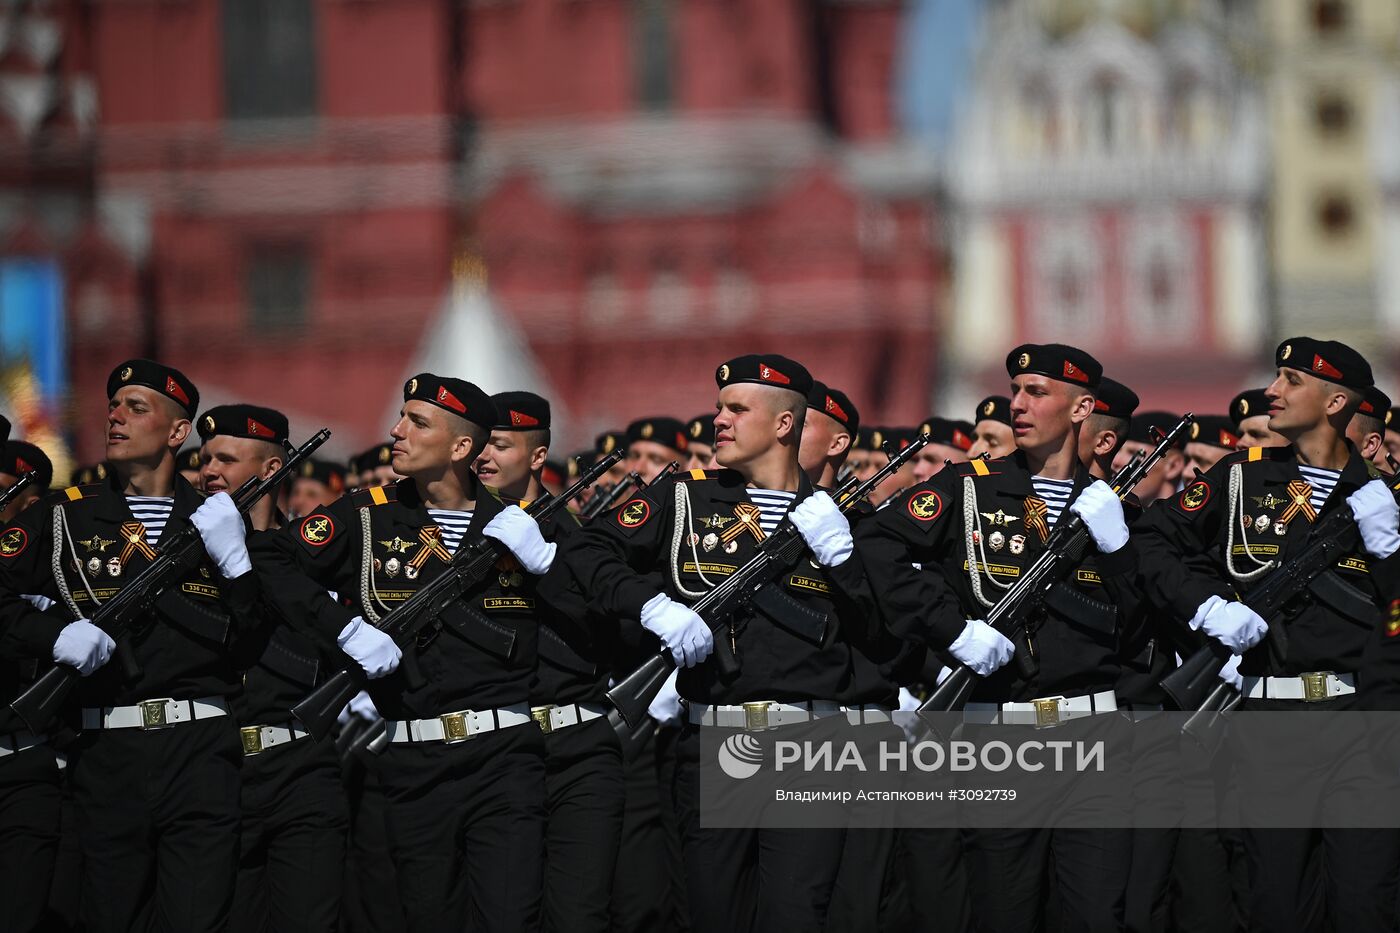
[612,722,690,932]
[341,757,407,933]
[541,716,624,933]
[962,827,1132,933]
[0,746,61,933]
[886,828,972,933]
[674,722,846,933]
[231,736,348,933]
[377,721,546,933]
[68,716,242,933]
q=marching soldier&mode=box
[1113,412,1188,503]
[1183,415,1241,476]
[686,415,717,472]
[352,443,398,490]
[0,360,261,932]
[845,426,885,485]
[869,427,920,508]
[478,390,626,933]
[910,417,974,484]
[565,354,885,932]
[0,439,52,522]
[797,381,858,487]
[1385,407,1400,463]
[287,459,347,520]
[194,405,351,933]
[625,417,689,482]
[1231,388,1287,450]
[177,446,203,486]
[1133,338,1400,931]
[968,395,1015,460]
[851,344,1143,932]
[1346,386,1392,467]
[253,373,567,932]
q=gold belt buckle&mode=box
[742,701,772,732]
[439,711,471,743]
[139,699,169,730]
[531,705,554,734]
[1301,672,1330,702]
[1032,697,1062,728]
[240,725,264,755]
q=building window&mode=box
[1315,192,1356,238]
[1312,0,1349,35]
[1125,211,1197,344]
[246,245,310,334]
[634,0,673,110]
[1313,90,1353,137]
[1030,215,1105,337]
[222,0,317,120]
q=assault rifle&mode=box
[0,471,36,514]
[607,434,932,730]
[11,429,332,733]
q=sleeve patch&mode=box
[1179,480,1211,512]
[906,490,944,522]
[0,526,26,558]
[299,514,336,546]
[617,498,652,528]
[1388,599,1400,638]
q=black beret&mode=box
[807,381,860,433]
[196,404,289,445]
[594,430,624,457]
[973,396,1012,427]
[567,450,593,480]
[1275,337,1373,390]
[1229,389,1273,427]
[1125,411,1184,448]
[403,373,496,428]
[354,443,395,474]
[1389,407,1400,431]
[685,414,716,448]
[885,426,920,451]
[917,417,973,452]
[541,459,565,488]
[1358,386,1392,420]
[1006,343,1102,389]
[1188,415,1241,450]
[625,417,689,453]
[107,358,199,418]
[491,391,550,431]
[1092,377,1139,420]
[177,447,202,472]
[715,354,813,397]
[851,425,887,453]
[70,463,108,486]
[296,458,347,494]
[1,441,52,489]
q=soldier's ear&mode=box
[170,419,191,447]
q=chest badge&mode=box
[702,533,719,552]
[988,531,1006,551]
[698,513,736,530]
[379,536,415,554]
[1280,480,1317,525]
[1009,534,1026,555]
[980,509,1019,527]
[722,503,767,546]
[1250,493,1287,512]
[77,535,116,554]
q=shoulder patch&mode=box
[0,526,27,558]
[1388,598,1400,638]
[299,514,336,546]
[617,498,652,528]
[906,489,944,522]
[1179,480,1212,512]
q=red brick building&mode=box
[3,0,945,459]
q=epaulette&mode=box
[955,457,1002,478]
[55,483,102,503]
[350,484,398,507]
[1218,446,1290,468]
[678,468,721,482]
[678,468,747,489]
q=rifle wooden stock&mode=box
[607,434,933,730]
[10,429,332,734]
[919,415,1195,715]
[291,449,624,740]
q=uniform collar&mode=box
[702,467,813,506]
[389,476,504,543]
[1003,449,1092,500]
[88,470,199,548]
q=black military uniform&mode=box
[854,345,1140,933]
[1134,338,1400,933]
[0,360,261,933]
[567,355,883,933]
[254,375,550,932]
[188,405,350,933]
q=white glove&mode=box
[1348,479,1400,559]
[647,668,684,725]
[482,505,557,575]
[788,492,854,567]
[53,619,115,676]
[947,618,1015,676]
[337,616,402,679]
[349,690,380,722]
[1218,654,1244,691]
[190,491,252,579]
[894,687,923,744]
[897,686,921,712]
[23,594,54,611]
[1069,480,1129,554]
[641,593,713,668]
[1189,595,1268,655]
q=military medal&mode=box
[385,557,401,578]
[1254,514,1270,533]
[405,564,419,580]
[1009,534,1025,555]
[106,557,122,578]
[723,540,739,554]
[702,533,718,552]
[1241,514,1251,530]
[687,533,700,547]
[1273,520,1288,536]
[86,557,102,577]
[989,531,1005,552]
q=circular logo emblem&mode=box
[983,401,995,417]
[119,366,133,381]
[378,446,392,464]
[872,430,884,448]
[1281,344,1292,361]
[1238,398,1249,416]
[690,421,702,438]
[1180,481,1211,512]
[920,422,931,435]
[299,515,335,546]
[641,423,654,439]
[617,499,651,528]
[1389,410,1394,427]
[907,490,944,522]
[718,364,731,382]
[96,464,107,479]
[1190,422,1201,440]
[407,377,418,395]
[203,415,215,433]
[603,435,617,454]
[301,461,315,477]
[717,733,764,780]
[1018,352,1031,369]
[0,527,27,558]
